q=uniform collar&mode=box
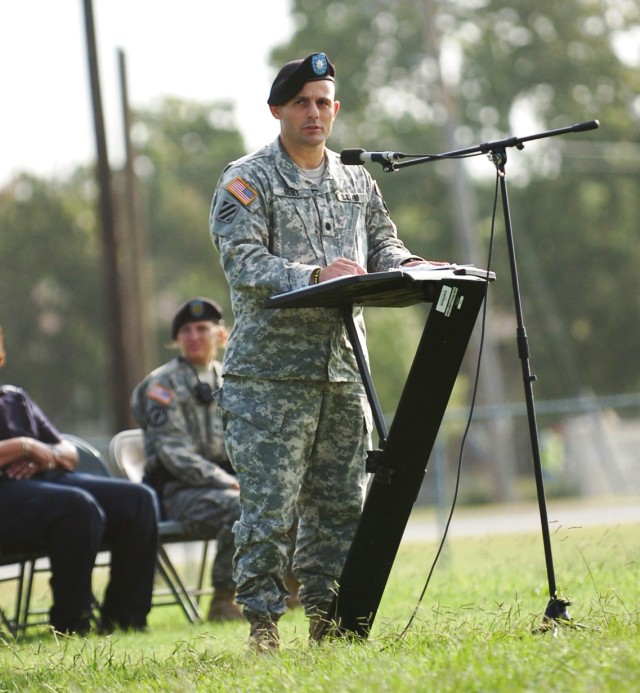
[271,138,343,192]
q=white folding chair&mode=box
[108,429,214,624]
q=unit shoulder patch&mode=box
[147,405,168,428]
[216,198,240,224]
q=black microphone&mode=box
[571,119,600,133]
[340,148,406,165]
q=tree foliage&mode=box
[1,0,639,435]
[0,176,107,427]
[273,0,640,400]
[0,100,247,432]
[132,98,245,329]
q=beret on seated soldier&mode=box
[170,297,225,340]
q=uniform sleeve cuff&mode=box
[400,256,425,265]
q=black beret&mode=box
[267,52,335,106]
[171,298,224,339]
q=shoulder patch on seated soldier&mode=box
[147,405,168,428]
[147,383,174,406]
[226,177,257,206]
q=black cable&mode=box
[395,171,500,640]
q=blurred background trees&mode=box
[1,0,638,500]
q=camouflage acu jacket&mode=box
[130,357,236,489]
[209,138,416,382]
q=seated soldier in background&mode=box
[131,297,244,622]
[0,325,158,634]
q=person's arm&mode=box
[153,432,238,489]
[0,437,77,479]
[50,439,78,471]
[210,167,319,295]
[133,377,238,490]
[0,437,37,470]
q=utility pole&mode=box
[118,47,156,382]
[82,0,131,431]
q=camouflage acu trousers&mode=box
[162,482,240,590]
[220,376,371,623]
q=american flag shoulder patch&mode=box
[147,383,174,406]
[226,177,257,206]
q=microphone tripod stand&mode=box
[377,119,599,630]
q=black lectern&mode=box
[266,265,494,638]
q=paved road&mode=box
[403,495,640,542]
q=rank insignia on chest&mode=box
[226,177,257,205]
[147,383,174,406]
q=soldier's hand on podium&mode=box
[319,258,367,282]
[400,258,450,268]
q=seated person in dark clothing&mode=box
[0,325,159,634]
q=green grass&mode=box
[1,521,639,691]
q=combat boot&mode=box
[248,619,280,653]
[309,612,340,644]
[207,588,244,622]
[309,614,326,643]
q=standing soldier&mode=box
[209,53,443,650]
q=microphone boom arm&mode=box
[383,120,599,172]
